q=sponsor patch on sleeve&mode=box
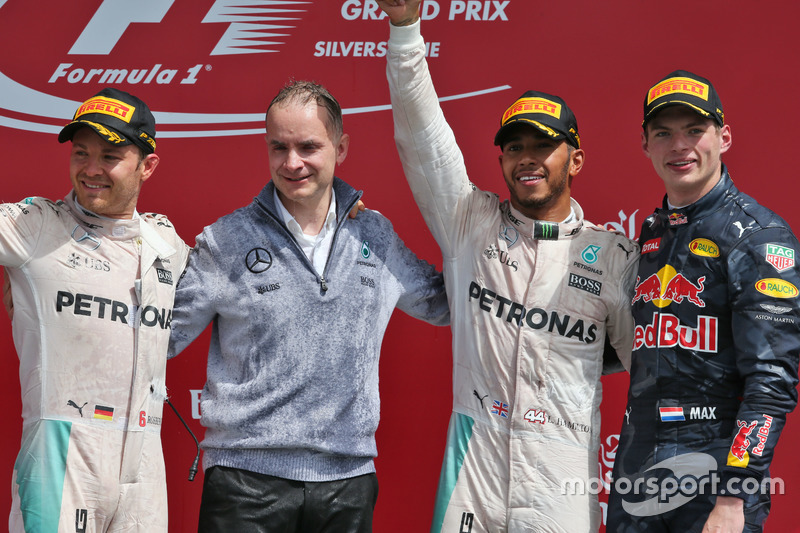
[765,244,795,272]
[755,278,798,298]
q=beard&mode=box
[512,156,570,211]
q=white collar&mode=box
[74,196,139,220]
[273,188,337,237]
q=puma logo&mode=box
[67,400,88,418]
[473,390,488,409]
[617,243,633,259]
[733,221,755,238]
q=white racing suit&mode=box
[0,193,189,533]
[386,22,639,532]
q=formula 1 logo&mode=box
[75,508,88,533]
[459,512,474,533]
[71,0,306,56]
[631,265,706,308]
[0,0,314,137]
[0,0,513,138]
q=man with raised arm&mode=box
[377,2,639,531]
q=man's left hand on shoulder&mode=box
[349,200,366,219]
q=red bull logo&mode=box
[633,312,718,352]
[752,415,773,457]
[668,212,688,226]
[728,420,758,466]
[632,265,706,308]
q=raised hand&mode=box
[376,0,422,26]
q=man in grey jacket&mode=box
[168,80,449,532]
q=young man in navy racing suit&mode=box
[607,71,800,533]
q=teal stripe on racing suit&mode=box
[15,420,71,533]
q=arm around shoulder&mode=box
[386,224,449,327]
[168,230,221,358]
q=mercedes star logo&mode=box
[71,225,101,251]
[245,248,273,274]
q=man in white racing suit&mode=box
[1,88,189,532]
[377,2,639,531]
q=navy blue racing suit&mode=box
[607,167,800,532]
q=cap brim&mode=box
[643,101,721,127]
[58,120,134,146]
[494,119,567,146]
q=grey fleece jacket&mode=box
[169,178,449,482]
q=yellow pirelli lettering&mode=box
[75,97,135,123]
[502,97,562,123]
[647,77,709,104]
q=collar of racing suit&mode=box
[504,197,586,241]
[64,191,178,260]
[652,164,736,228]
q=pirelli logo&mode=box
[647,77,709,104]
[75,97,135,123]
[503,97,561,122]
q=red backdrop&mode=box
[1,1,799,531]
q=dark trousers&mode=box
[607,414,770,533]
[197,466,379,533]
